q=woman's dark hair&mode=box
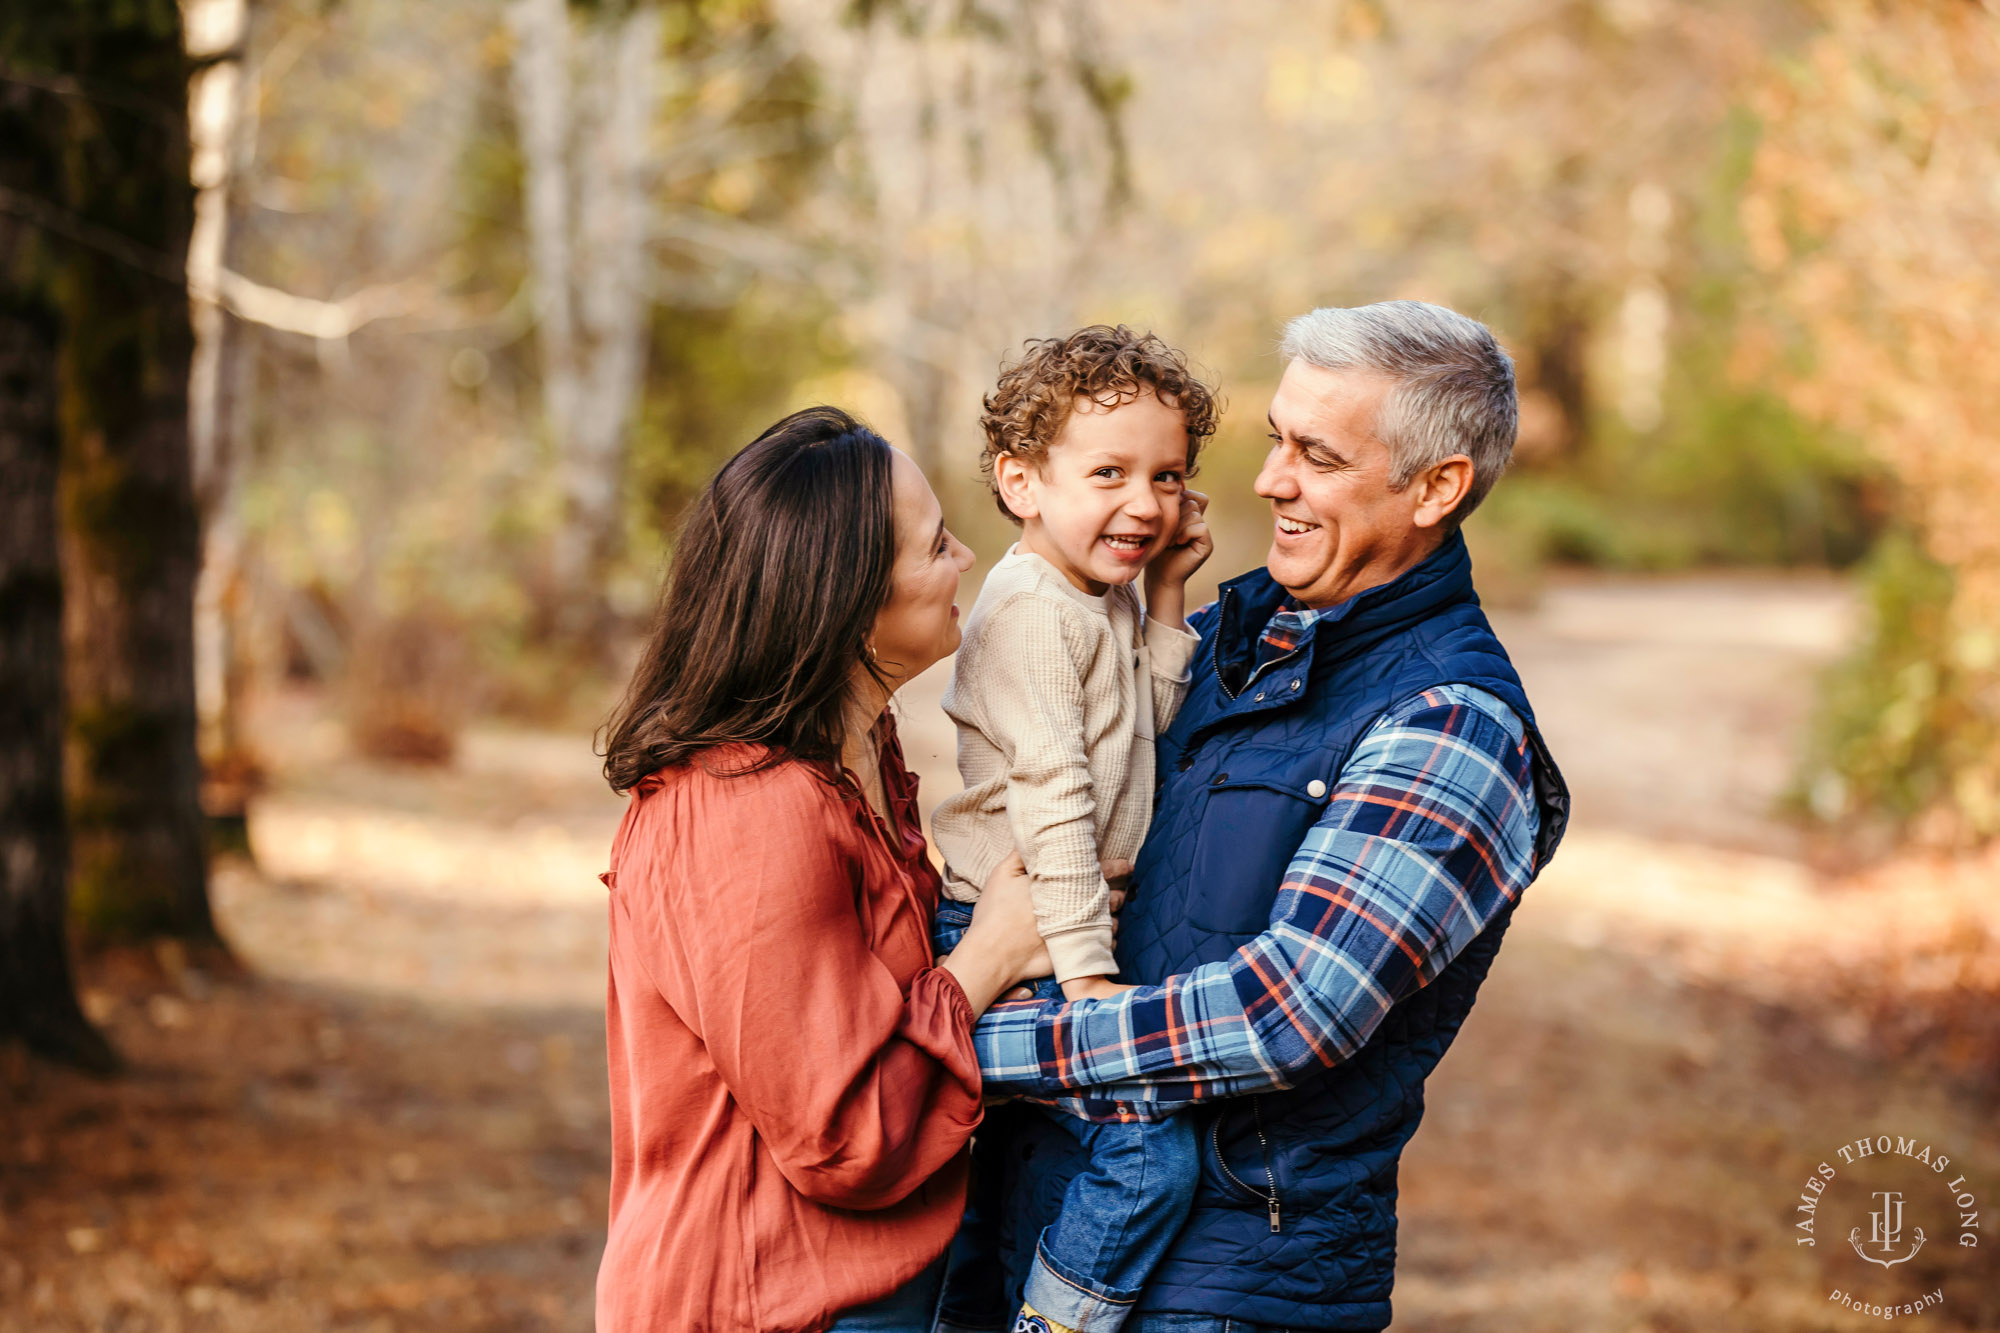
[601,406,897,792]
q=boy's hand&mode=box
[1145,490,1210,632]
[1146,489,1212,591]
[1060,974,1136,1002]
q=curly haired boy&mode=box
[931,325,1219,1333]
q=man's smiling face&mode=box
[1255,359,1450,609]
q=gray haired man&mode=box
[967,301,1570,1332]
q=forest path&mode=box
[5,572,1995,1332]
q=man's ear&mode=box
[994,452,1041,521]
[1411,455,1474,530]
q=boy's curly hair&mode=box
[979,325,1220,522]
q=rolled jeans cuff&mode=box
[1022,1241,1139,1333]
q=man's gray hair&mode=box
[1279,300,1517,522]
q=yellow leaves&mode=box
[787,368,910,445]
[1264,49,1373,127]
[302,489,361,584]
[477,24,514,71]
[705,162,759,214]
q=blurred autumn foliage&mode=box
[1741,0,2000,845]
[8,1,1995,995]
[143,0,1986,857]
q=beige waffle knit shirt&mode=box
[931,545,1199,983]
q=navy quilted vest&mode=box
[995,533,1569,1330]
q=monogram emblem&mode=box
[1849,1190,1926,1268]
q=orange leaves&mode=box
[1750,2,2000,839]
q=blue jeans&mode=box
[934,901,1200,1333]
[826,1252,947,1332]
[1124,1318,1327,1333]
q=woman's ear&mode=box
[993,452,1041,521]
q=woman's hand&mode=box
[982,857,1135,1005]
[975,852,1054,985]
[1102,857,1134,913]
[939,854,1050,1014]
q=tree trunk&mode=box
[0,180,117,1069]
[1531,297,1591,460]
[509,0,661,652]
[56,4,218,947]
[188,0,261,848]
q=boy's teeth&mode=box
[1277,517,1317,535]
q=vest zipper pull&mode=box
[1267,1195,1282,1233]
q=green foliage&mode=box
[1470,104,1884,577]
[1473,365,1880,573]
[626,279,851,547]
[1803,532,2000,843]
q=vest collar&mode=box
[1211,531,1476,697]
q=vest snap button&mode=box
[1289,679,1301,691]
[1307,779,1328,799]
[1212,772,1229,785]
[1253,692,1265,702]
[1177,753,1194,772]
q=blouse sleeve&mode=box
[611,762,982,1211]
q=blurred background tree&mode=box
[0,27,115,1070]
[0,0,219,1072]
[25,1,218,952]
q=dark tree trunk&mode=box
[0,113,117,1070]
[54,3,218,947]
[1533,301,1591,459]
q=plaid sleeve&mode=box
[971,683,1543,1115]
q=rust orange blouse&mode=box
[594,721,981,1333]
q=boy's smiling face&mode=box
[994,390,1189,596]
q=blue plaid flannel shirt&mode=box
[970,650,1542,1119]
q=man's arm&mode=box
[972,684,1544,1109]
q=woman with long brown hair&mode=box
[594,407,1050,1332]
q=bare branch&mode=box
[202,269,429,341]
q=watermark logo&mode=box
[1854,1190,1923,1268]
[1791,1133,1982,1320]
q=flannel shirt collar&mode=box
[1256,597,1322,672]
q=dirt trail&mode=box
[4,572,1995,1332]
